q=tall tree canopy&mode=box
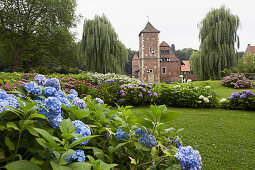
[175,48,197,60]
[198,6,240,80]
[80,15,128,74]
[0,0,78,72]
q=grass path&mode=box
[132,107,255,169]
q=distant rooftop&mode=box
[181,60,190,72]
[160,41,170,47]
[139,22,160,36]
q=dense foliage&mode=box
[0,0,79,72]
[0,77,203,169]
[222,74,254,89]
[80,14,128,74]
[235,53,255,73]
[198,6,240,80]
[221,90,255,110]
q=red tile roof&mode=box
[160,41,169,47]
[139,22,160,35]
[250,46,255,53]
[181,60,190,72]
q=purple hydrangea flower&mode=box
[95,98,104,104]
[240,93,247,99]
[70,89,78,97]
[153,92,158,97]
[138,94,143,97]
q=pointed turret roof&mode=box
[132,53,139,60]
[160,41,170,47]
[139,22,160,36]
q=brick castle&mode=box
[132,22,182,83]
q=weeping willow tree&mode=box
[80,15,128,74]
[198,6,240,80]
[190,51,202,78]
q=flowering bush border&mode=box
[222,74,254,89]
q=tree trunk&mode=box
[12,33,27,72]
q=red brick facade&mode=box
[135,22,181,82]
[244,44,255,56]
[132,54,139,78]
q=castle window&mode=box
[162,67,166,74]
[149,46,154,54]
[147,69,153,73]
[167,58,170,62]
[165,50,169,54]
[160,58,163,62]
[160,50,164,54]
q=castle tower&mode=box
[139,22,160,83]
[132,53,139,78]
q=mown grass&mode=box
[192,80,255,99]
[132,107,255,170]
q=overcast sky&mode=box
[74,0,255,52]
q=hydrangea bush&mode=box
[118,82,158,106]
[156,82,218,108]
[221,90,255,110]
[0,75,203,169]
[222,74,254,89]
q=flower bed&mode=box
[222,74,254,89]
[0,75,202,169]
[221,90,255,110]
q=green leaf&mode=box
[33,128,59,149]
[126,115,138,125]
[5,137,15,151]
[50,161,72,170]
[27,114,48,120]
[141,110,155,122]
[62,149,75,159]
[36,138,47,149]
[26,124,39,137]
[23,102,37,115]
[150,105,161,118]
[67,162,92,170]
[114,142,127,150]
[31,157,44,165]
[60,118,75,134]
[69,135,98,148]
[129,157,137,165]
[4,106,23,119]
[5,160,41,170]
[16,98,25,110]
[134,142,150,151]
[7,122,20,131]
[140,119,154,130]
[160,111,180,123]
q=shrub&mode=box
[156,82,218,108]
[0,76,203,169]
[118,82,158,106]
[221,90,255,110]
[222,74,254,89]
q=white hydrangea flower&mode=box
[220,98,227,103]
[203,97,209,103]
[199,95,204,99]
[205,86,211,89]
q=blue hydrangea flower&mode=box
[70,89,78,97]
[0,92,7,100]
[45,78,61,91]
[45,97,62,114]
[35,74,47,86]
[65,150,86,164]
[135,128,146,137]
[50,114,63,129]
[23,82,42,96]
[72,120,91,145]
[168,136,183,149]
[95,98,104,104]
[138,133,157,148]
[115,128,127,140]
[0,99,9,113]
[6,96,19,109]
[57,90,66,98]
[58,97,71,108]
[175,146,202,170]
[43,87,58,97]
[67,94,76,100]
[72,98,86,109]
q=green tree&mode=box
[175,48,197,60]
[124,49,139,75]
[198,6,240,80]
[236,53,255,73]
[80,15,128,74]
[0,0,78,72]
[189,51,202,79]
[171,44,176,52]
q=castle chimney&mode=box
[248,44,251,46]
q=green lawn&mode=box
[132,107,255,169]
[192,80,255,99]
